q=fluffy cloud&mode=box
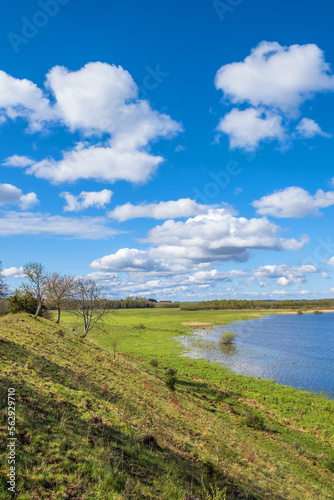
[0,70,56,131]
[85,266,249,299]
[90,248,166,272]
[108,198,215,221]
[217,108,284,150]
[296,118,332,138]
[2,266,25,279]
[252,264,318,286]
[61,189,113,212]
[188,269,247,283]
[0,183,38,209]
[3,155,34,168]
[145,209,307,259]
[26,145,163,184]
[324,257,334,267]
[215,41,334,113]
[252,186,334,218]
[2,62,181,184]
[91,209,308,277]
[0,211,117,239]
[215,41,334,150]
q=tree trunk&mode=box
[56,307,61,324]
[35,301,42,319]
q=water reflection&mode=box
[219,344,238,356]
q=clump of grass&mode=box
[136,323,146,329]
[313,310,323,314]
[149,358,159,367]
[297,310,304,315]
[218,331,236,347]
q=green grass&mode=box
[0,309,333,499]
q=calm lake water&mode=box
[180,313,334,398]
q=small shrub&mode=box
[215,391,229,402]
[136,323,146,329]
[218,331,236,347]
[8,292,38,315]
[166,368,177,376]
[149,358,159,367]
[0,298,8,314]
[165,374,176,391]
[244,411,266,431]
[325,456,334,472]
[297,310,303,315]
[313,310,323,314]
[202,458,215,476]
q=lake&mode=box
[180,313,334,398]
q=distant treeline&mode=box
[104,297,154,309]
[104,298,180,309]
[180,299,334,311]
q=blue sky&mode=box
[1,0,334,300]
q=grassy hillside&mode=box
[0,311,333,499]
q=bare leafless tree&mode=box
[0,262,8,299]
[72,277,108,336]
[45,272,75,323]
[22,262,47,318]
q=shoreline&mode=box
[180,310,333,399]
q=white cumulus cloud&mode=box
[1,62,182,185]
[252,186,334,218]
[91,208,308,277]
[108,198,216,221]
[215,41,334,150]
[3,155,34,168]
[217,108,284,150]
[2,266,25,279]
[61,189,113,212]
[0,183,38,209]
[0,70,56,131]
[296,118,332,138]
[253,264,318,286]
[324,257,334,267]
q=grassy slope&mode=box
[0,311,333,499]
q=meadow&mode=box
[0,308,333,499]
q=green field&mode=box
[0,309,333,499]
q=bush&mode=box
[325,456,334,473]
[202,458,215,476]
[313,310,323,314]
[149,358,159,367]
[215,391,230,402]
[166,368,177,376]
[244,411,266,431]
[297,310,303,315]
[136,323,146,329]
[8,292,38,315]
[218,331,236,347]
[0,298,8,314]
[165,374,176,391]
